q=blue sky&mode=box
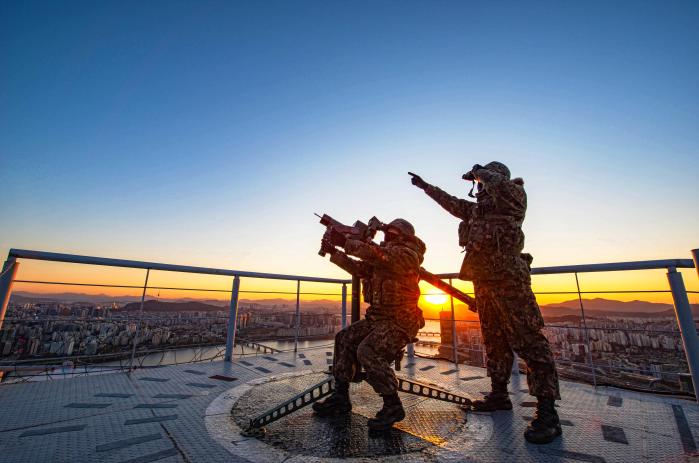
[1,0,697,282]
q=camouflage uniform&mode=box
[422,167,560,399]
[328,235,425,395]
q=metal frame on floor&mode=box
[242,374,473,436]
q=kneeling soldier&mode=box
[313,219,426,431]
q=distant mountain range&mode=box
[10,291,344,312]
[10,292,143,305]
[450,297,698,320]
[539,298,699,318]
[10,292,698,317]
[545,298,673,313]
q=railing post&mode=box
[351,275,360,323]
[225,276,241,362]
[0,257,19,334]
[574,273,597,387]
[294,280,301,353]
[449,278,458,369]
[341,283,347,329]
[667,267,699,401]
[129,268,150,374]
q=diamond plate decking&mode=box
[0,350,697,462]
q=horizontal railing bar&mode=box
[13,280,343,296]
[0,340,337,366]
[12,280,678,296]
[0,339,334,364]
[3,313,345,319]
[11,250,695,285]
[0,344,225,363]
[422,317,698,325]
[419,290,693,297]
[15,280,147,290]
[238,291,343,296]
[9,249,351,284]
[11,280,691,298]
[529,290,674,294]
[1,316,232,321]
[1,368,131,379]
[414,322,683,334]
[544,325,682,334]
[435,258,695,279]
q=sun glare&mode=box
[423,292,449,306]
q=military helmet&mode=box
[386,218,415,236]
[484,161,511,180]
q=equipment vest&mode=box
[459,194,530,282]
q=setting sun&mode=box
[423,291,449,306]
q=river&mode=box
[3,320,443,382]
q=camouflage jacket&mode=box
[329,236,426,336]
[424,169,531,282]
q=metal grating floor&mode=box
[0,349,697,462]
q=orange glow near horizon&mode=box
[9,259,698,317]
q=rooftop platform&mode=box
[0,350,697,463]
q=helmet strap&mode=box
[468,180,476,198]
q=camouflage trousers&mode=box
[476,279,561,399]
[332,319,411,395]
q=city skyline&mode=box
[3,295,692,394]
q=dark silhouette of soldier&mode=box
[411,162,561,444]
[313,219,425,431]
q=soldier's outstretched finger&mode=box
[408,172,427,189]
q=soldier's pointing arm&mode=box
[422,183,474,220]
[411,173,473,220]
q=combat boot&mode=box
[466,383,512,412]
[312,380,352,416]
[524,397,562,444]
[367,393,405,431]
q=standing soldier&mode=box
[313,219,426,432]
[410,162,562,444]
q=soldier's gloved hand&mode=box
[410,173,427,190]
[320,235,335,256]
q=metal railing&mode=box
[0,308,341,379]
[1,248,697,398]
[0,249,350,381]
[417,315,692,390]
[418,250,699,400]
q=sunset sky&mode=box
[1,1,697,308]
